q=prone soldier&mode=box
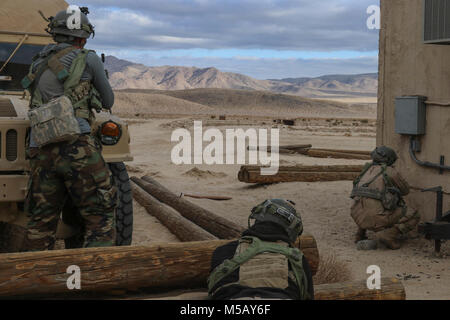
[207,199,314,300]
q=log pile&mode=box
[131,181,217,242]
[131,176,319,274]
[0,174,407,300]
[131,176,244,239]
[0,241,404,299]
[238,164,364,184]
[0,238,319,299]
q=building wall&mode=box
[378,0,450,221]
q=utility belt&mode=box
[351,186,404,211]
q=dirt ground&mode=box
[126,116,449,300]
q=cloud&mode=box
[68,0,379,52]
[64,1,380,78]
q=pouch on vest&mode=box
[381,188,400,211]
[28,96,81,147]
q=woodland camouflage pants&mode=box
[23,134,117,251]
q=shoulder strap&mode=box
[63,49,90,95]
[361,165,385,188]
[353,162,373,187]
[47,46,77,82]
[21,46,75,92]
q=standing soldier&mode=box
[207,199,314,300]
[350,146,420,250]
[21,6,117,251]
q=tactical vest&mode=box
[351,163,405,211]
[207,236,310,300]
[22,46,103,123]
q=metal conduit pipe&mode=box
[409,136,450,171]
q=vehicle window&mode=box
[0,43,45,91]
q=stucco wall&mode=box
[378,0,450,221]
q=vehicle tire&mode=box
[63,162,133,248]
[109,162,133,246]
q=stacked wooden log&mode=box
[131,176,244,240]
[0,176,407,300]
[299,148,371,160]
[131,176,319,273]
[0,243,404,300]
[238,164,365,184]
[249,144,371,160]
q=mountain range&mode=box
[105,56,377,101]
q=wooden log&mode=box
[133,176,245,239]
[304,149,371,160]
[294,233,319,274]
[141,277,405,300]
[248,144,312,153]
[131,181,217,242]
[314,277,405,300]
[240,164,365,172]
[0,236,319,298]
[238,165,363,184]
[315,148,371,156]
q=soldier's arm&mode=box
[86,52,114,109]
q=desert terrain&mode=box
[117,89,449,300]
[105,56,378,103]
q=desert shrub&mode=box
[313,252,352,285]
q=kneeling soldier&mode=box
[207,199,314,300]
[350,146,420,250]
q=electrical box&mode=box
[395,96,427,135]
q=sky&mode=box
[66,0,380,79]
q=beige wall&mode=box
[378,0,450,221]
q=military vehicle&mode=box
[0,0,133,251]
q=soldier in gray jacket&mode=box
[21,6,117,251]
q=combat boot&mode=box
[377,228,401,250]
[354,228,367,243]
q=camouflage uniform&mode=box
[25,135,117,250]
[351,164,420,249]
[21,7,116,251]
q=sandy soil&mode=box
[126,117,449,300]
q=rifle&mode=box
[101,53,109,79]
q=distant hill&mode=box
[105,56,377,100]
[116,88,376,119]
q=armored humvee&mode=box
[0,0,133,251]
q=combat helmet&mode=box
[248,199,303,243]
[371,146,398,166]
[43,6,94,39]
